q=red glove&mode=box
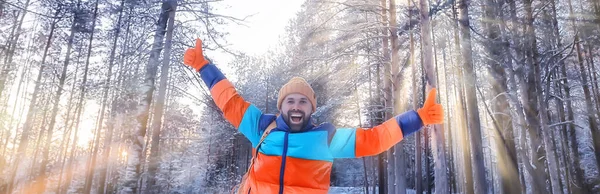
[183,38,210,71]
[417,88,444,125]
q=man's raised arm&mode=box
[183,38,267,146]
[328,89,444,158]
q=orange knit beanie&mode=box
[277,77,317,111]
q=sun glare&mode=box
[77,118,96,148]
[75,101,101,148]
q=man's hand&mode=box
[417,88,444,125]
[183,38,210,71]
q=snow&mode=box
[328,187,418,194]
[328,187,364,194]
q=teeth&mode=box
[291,114,302,117]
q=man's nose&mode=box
[291,103,300,110]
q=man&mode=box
[183,38,444,194]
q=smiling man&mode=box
[278,79,316,132]
[183,38,444,194]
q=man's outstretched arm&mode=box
[183,38,266,146]
[329,89,444,158]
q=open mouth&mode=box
[290,113,303,123]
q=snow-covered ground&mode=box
[328,187,417,194]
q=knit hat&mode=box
[277,77,317,111]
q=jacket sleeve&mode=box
[328,110,424,158]
[199,63,265,146]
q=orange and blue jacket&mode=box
[199,63,424,194]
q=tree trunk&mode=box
[517,1,553,193]
[451,2,474,193]
[54,42,84,194]
[5,7,60,194]
[555,89,573,194]
[422,82,431,194]
[567,0,600,171]
[0,1,4,19]
[0,11,19,65]
[504,1,538,192]
[512,64,546,194]
[550,0,587,192]
[354,80,369,194]
[409,0,423,192]
[578,0,599,111]
[557,67,586,194]
[419,0,448,193]
[482,0,521,192]
[146,2,177,192]
[503,61,532,194]
[456,0,487,193]
[85,1,125,194]
[587,47,600,118]
[378,0,389,193]
[61,2,99,193]
[84,54,106,194]
[387,0,407,193]
[2,33,36,159]
[35,1,81,191]
[441,34,457,193]
[595,0,600,27]
[548,1,570,193]
[139,110,155,192]
[535,58,562,194]
[0,0,30,97]
[2,60,32,157]
[525,0,562,189]
[28,104,50,181]
[549,117,566,193]
[99,21,130,193]
[362,157,370,194]
[564,53,589,193]
[122,1,171,193]
[387,146,395,193]
[56,105,79,193]
[586,44,600,114]
[416,132,422,194]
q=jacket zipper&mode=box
[278,131,289,194]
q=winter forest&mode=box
[0,0,599,193]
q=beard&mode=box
[283,110,311,132]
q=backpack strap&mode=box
[254,121,277,156]
[233,118,277,194]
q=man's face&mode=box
[280,93,313,132]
